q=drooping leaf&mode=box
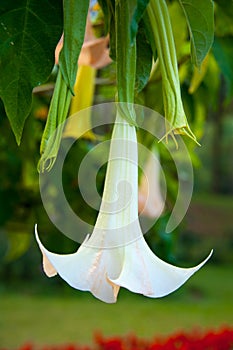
[130,0,150,42]
[59,0,89,90]
[178,0,214,68]
[142,11,157,58]
[135,21,153,93]
[0,0,63,144]
[212,36,233,103]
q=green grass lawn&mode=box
[0,264,233,348]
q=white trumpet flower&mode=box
[36,111,212,303]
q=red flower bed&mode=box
[2,327,233,350]
[95,328,233,349]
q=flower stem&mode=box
[115,0,137,125]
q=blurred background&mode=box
[0,1,232,348]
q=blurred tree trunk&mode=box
[211,75,225,193]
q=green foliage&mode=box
[178,0,214,68]
[0,0,217,149]
[135,21,153,93]
[0,0,63,144]
[98,0,116,59]
[59,0,89,90]
[0,0,232,266]
[129,0,150,42]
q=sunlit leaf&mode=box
[0,0,63,144]
[178,0,214,68]
[189,54,209,94]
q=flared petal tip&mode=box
[145,249,214,298]
[34,225,120,303]
[42,252,58,277]
[35,224,58,277]
[106,275,120,301]
[194,249,213,271]
[109,241,213,300]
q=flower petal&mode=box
[110,235,213,297]
[42,251,57,277]
[35,225,122,303]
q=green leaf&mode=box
[178,0,214,68]
[142,11,157,60]
[135,21,153,93]
[59,0,89,90]
[98,0,116,60]
[212,36,233,103]
[188,55,209,94]
[0,0,63,144]
[144,79,163,114]
[130,0,150,42]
